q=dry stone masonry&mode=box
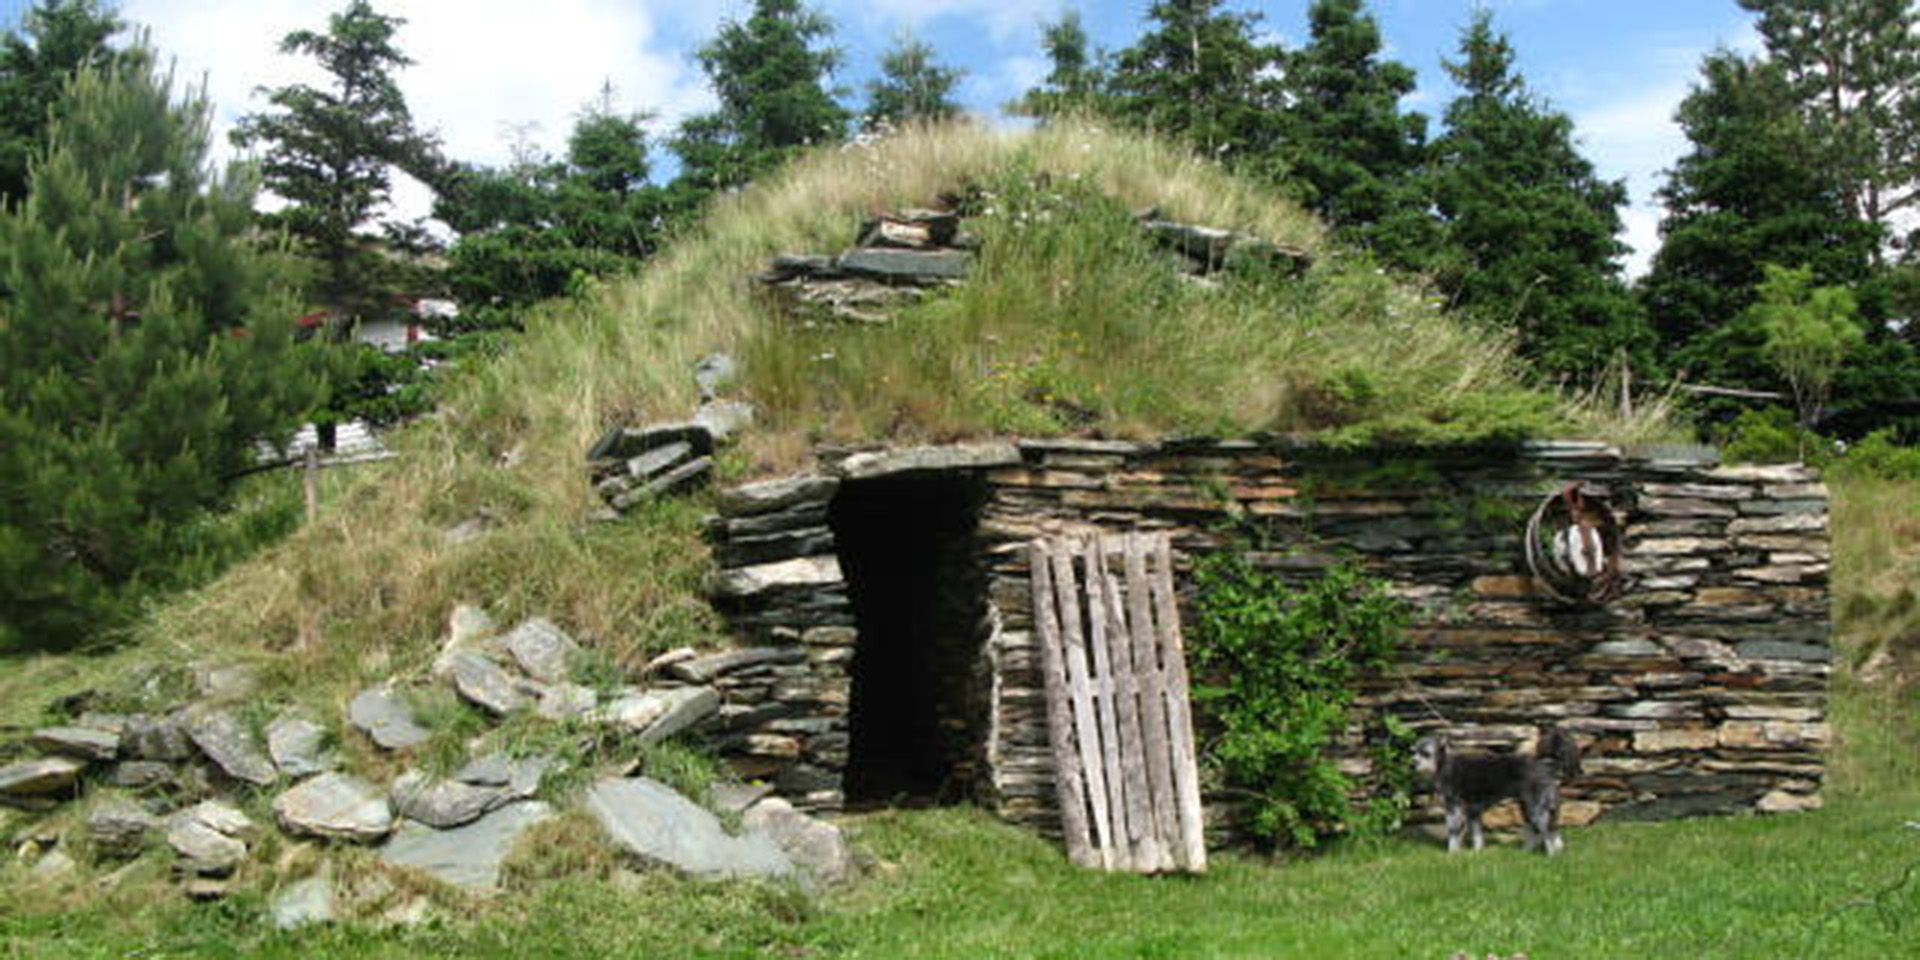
[699,438,1832,835]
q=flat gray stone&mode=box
[537,683,598,721]
[28,848,76,884]
[742,797,853,886]
[584,778,792,881]
[503,618,580,685]
[267,714,334,779]
[627,442,693,481]
[184,708,277,786]
[597,687,721,746]
[0,755,86,797]
[836,247,970,283]
[88,797,160,859]
[694,353,737,401]
[587,422,714,462]
[693,400,755,444]
[669,647,808,684]
[454,753,551,797]
[348,687,432,750]
[446,651,529,716]
[122,713,193,761]
[112,761,175,790]
[392,770,509,829]
[272,872,336,930]
[833,442,1021,481]
[1737,640,1832,663]
[710,781,775,816]
[273,772,393,843]
[448,605,499,649]
[708,556,843,600]
[716,474,840,517]
[167,801,255,875]
[31,726,120,761]
[613,457,713,508]
[381,800,554,892]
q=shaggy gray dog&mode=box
[1412,728,1581,855]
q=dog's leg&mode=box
[1445,803,1466,853]
[1469,815,1485,852]
[1521,816,1538,852]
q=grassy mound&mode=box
[2,120,1669,733]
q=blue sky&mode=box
[2,1,1763,273]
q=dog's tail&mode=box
[1539,726,1582,778]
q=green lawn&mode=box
[7,793,1918,959]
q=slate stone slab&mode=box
[832,442,1021,480]
[446,651,530,715]
[502,618,580,685]
[537,683,598,721]
[454,753,551,796]
[391,770,509,829]
[184,708,277,786]
[669,647,808,684]
[88,798,160,859]
[191,662,260,701]
[272,872,336,930]
[348,687,432,750]
[612,457,713,509]
[694,401,755,445]
[626,442,694,482]
[587,422,715,463]
[716,474,840,517]
[273,772,393,843]
[123,713,193,761]
[31,726,120,761]
[267,714,334,779]
[167,802,255,875]
[707,556,844,600]
[584,777,792,881]
[742,797,853,885]
[598,687,721,746]
[381,801,554,892]
[836,248,970,283]
[112,761,175,790]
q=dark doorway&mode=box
[829,471,989,808]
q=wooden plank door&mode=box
[1028,531,1207,874]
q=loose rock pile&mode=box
[588,353,756,518]
[1,610,855,922]
[1136,210,1314,280]
[760,209,974,324]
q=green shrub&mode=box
[1189,553,1411,849]
[1717,407,1820,464]
[1834,429,1920,481]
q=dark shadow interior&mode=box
[830,472,989,808]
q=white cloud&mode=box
[124,0,714,224]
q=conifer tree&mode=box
[1640,53,1873,353]
[669,0,848,201]
[231,0,441,319]
[0,56,331,651]
[1010,11,1106,120]
[1279,0,1433,268]
[863,31,964,130]
[1739,0,1920,262]
[1425,10,1650,379]
[0,0,125,202]
[1107,0,1284,164]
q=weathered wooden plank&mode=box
[1151,534,1208,872]
[1079,537,1134,872]
[1029,541,1095,869]
[1096,536,1161,872]
[1123,532,1180,871]
[1050,541,1115,869]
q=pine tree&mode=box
[0,56,332,651]
[1279,0,1433,268]
[1640,53,1873,354]
[231,0,442,319]
[1739,0,1920,262]
[669,0,849,201]
[863,31,964,130]
[1010,11,1107,120]
[0,0,125,202]
[1425,10,1651,380]
[1107,0,1285,164]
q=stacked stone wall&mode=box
[705,439,1832,835]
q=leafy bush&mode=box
[1834,429,1920,481]
[1717,407,1818,465]
[1189,552,1411,848]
